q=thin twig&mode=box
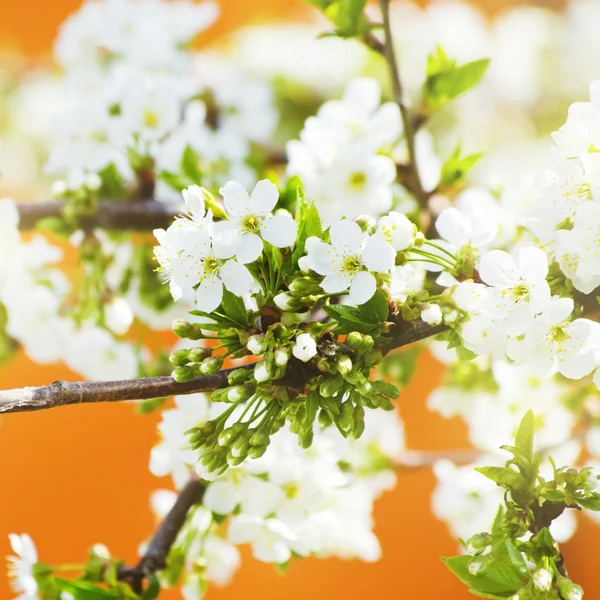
[17,200,183,231]
[378,0,429,209]
[0,321,446,414]
[118,475,205,593]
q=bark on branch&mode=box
[17,201,183,231]
[0,320,445,414]
[118,475,205,593]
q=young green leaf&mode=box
[514,410,535,465]
[357,289,389,324]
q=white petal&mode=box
[349,271,377,304]
[361,236,395,272]
[219,181,251,216]
[503,302,534,336]
[478,250,518,286]
[251,179,279,214]
[204,480,240,515]
[342,78,381,114]
[220,260,254,296]
[541,297,573,326]
[559,346,596,379]
[527,343,556,377]
[305,237,336,275]
[228,515,263,545]
[528,281,551,314]
[517,246,548,281]
[330,220,364,253]
[211,221,241,260]
[261,214,298,248]
[321,273,352,294]
[435,208,470,248]
[240,479,284,518]
[196,277,223,312]
[236,233,263,264]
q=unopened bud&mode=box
[188,347,211,363]
[274,348,289,366]
[346,331,363,350]
[288,276,322,296]
[557,577,583,600]
[352,405,365,439]
[421,303,443,326]
[247,335,267,355]
[465,533,492,556]
[254,360,271,383]
[532,568,553,592]
[468,554,494,576]
[247,444,268,459]
[360,335,374,351]
[172,320,195,338]
[169,349,190,367]
[172,366,194,383]
[299,428,314,449]
[211,388,229,403]
[249,430,270,447]
[201,356,223,375]
[318,408,332,428]
[228,385,253,403]
[354,215,376,232]
[363,349,383,367]
[337,355,352,375]
[228,368,252,385]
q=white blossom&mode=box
[7,534,38,600]
[292,333,317,362]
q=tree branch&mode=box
[0,320,446,414]
[378,0,429,209]
[118,475,205,593]
[17,201,183,231]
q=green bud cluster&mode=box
[168,346,222,382]
[274,276,323,312]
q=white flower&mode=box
[104,297,134,335]
[460,314,507,360]
[292,333,318,362]
[182,185,212,223]
[421,304,443,326]
[518,297,598,379]
[228,515,295,564]
[304,220,394,305]
[8,534,38,599]
[478,247,551,335]
[389,264,425,304]
[435,206,496,251]
[376,211,415,251]
[153,222,253,312]
[532,568,553,591]
[211,180,298,264]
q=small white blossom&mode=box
[293,333,318,362]
[421,304,443,326]
[305,220,394,305]
[228,515,295,564]
[376,211,416,251]
[8,534,38,600]
[532,568,553,591]
[211,180,297,264]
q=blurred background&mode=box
[0,0,597,598]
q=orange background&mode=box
[0,1,594,599]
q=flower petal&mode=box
[361,236,395,272]
[211,220,241,259]
[349,271,376,305]
[203,480,240,515]
[219,181,251,216]
[261,214,298,248]
[236,233,263,264]
[435,208,470,248]
[220,260,254,297]
[251,179,279,214]
[478,250,518,286]
[321,273,352,294]
[196,277,223,312]
[517,246,548,281]
[330,220,364,253]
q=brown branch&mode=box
[17,200,183,231]
[0,366,248,414]
[0,320,446,414]
[118,475,205,593]
[378,0,429,210]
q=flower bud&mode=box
[557,577,583,600]
[227,452,246,467]
[465,533,492,556]
[169,349,190,367]
[228,368,252,385]
[228,385,253,403]
[293,333,318,362]
[254,360,272,383]
[354,215,376,232]
[316,357,331,373]
[247,444,268,459]
[337,355,353,375]
[346,331,363,350]
[211,388,230,403]
[339,401,354,430]
[188,347,212,363]
[421,303,443,326]
[172,319,195,338]
[299,428,314,449]
[319,376,344,398]
[274,348,290,367]
[363,349,383,367]
[468,554,494,576]
[532,568,553,591]
[288,276,322,296]
[247,334,267,355]
[172,366,194,383]
[298,256,311,273]
[201,356,223,375]
[360,335,374,351]
[249,429,270,447]
[230,439,250,459]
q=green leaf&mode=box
[159,170,189,193]
[514,410,534,465]
[221,288,249,327]
[141,575,161,600]
[322,304,380,335]
[579,496,600,511]
[439,145,483,191]
[180,146,202,184]
[304,392,319,432]
[357,289,389,324]
[490,508,529,579]
[539,489,566,503]
[475,467,526,491]
[441,556,523,598]
[423,48,489,111]
[54,579,120,599]
[372,380,400,399]
[323,0,367,37]
[136,397,168,414]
